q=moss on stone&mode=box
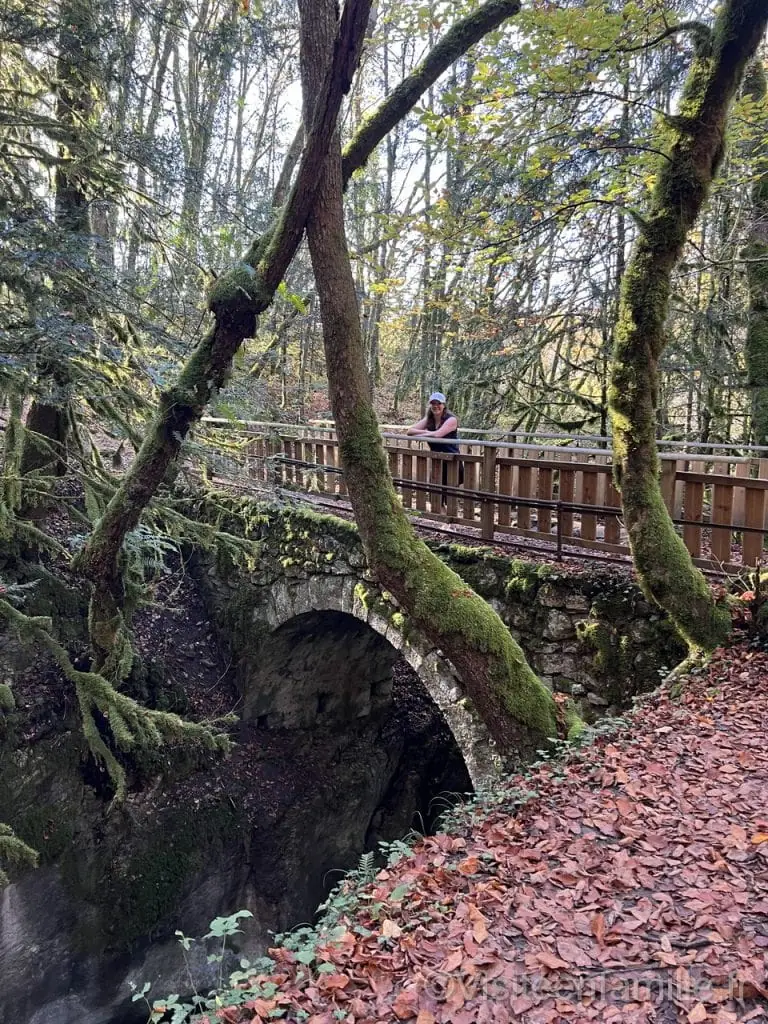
[0,683,14,712]
[576,619,631,679]
[338,400,564,752]
[504,559,554,599]
[84,800,240,951]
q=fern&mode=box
[123,525,179,582]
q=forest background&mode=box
[4,0,766,450]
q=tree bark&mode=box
[21,0,98,479]
[743,59,768,446]
[76,0,372,673]
[76,0,529,676]
[608,2,768,650]
[342,0,521,183]
[300,0,565,759]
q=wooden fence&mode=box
[201,419,768,572]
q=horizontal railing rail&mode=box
[198,419,768,573]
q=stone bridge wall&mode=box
[195,502,685,730]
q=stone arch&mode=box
[245,574,500,785]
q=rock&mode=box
[564,593,591,612]
[586,692,609,706]
[543,609,576,641]
[536,652,578,677]
[537,583,566,608]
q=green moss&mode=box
[564,707,585,741]
[624,475,730,650]
[0,683,14,712]
[89,801,240,951]
[576,619,631,679]
[207,263,269,314]
[504,559,554,599]
[338,400,566,752]
[0,823,38,888]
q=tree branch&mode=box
[76,0,373,587]
[342,0,522,183]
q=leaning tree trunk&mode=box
[743,59,768,447]
[76,0,375,673]
[299,0,566,759]
[609,2,768,650]
[75,0,528,676]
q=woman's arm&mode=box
[406,415,430,435]
[428,416,458,438]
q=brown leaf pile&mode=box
[217,643,768,1024]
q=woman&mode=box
[406,392,464,506]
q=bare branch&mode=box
[342,0,522,184]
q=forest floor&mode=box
[211,636,768,1024]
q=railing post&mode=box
[481,445,497,541]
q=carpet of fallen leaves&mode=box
[211,640,768,1024]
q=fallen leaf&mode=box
[392,988,419,1020]
[441,949,464,972]
[555,937,593,967]
[687,1003,708,1023]
[536,950,569,970]
[457,856,480,876]
[320,973,350,991]
[591,913,606,945]
[469,904,489,944]
[382,919,402,939]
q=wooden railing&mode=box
[200,419,768,572]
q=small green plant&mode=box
[131,910,255,1023]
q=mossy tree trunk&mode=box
[299,0,565,759]
[75,0,528,675]
[609,2,768,651]
[743,59,768,446]
[76,0,374,672]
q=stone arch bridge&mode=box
[196,502,685,785]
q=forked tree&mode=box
[70,0,563,772]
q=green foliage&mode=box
[0,822,38,888]
[0,598,233,803]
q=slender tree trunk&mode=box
[743,59,768,445]
[299,0,565,759]
[77,0,374,671]
[21,0,98,478]
[609,2,768,650]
